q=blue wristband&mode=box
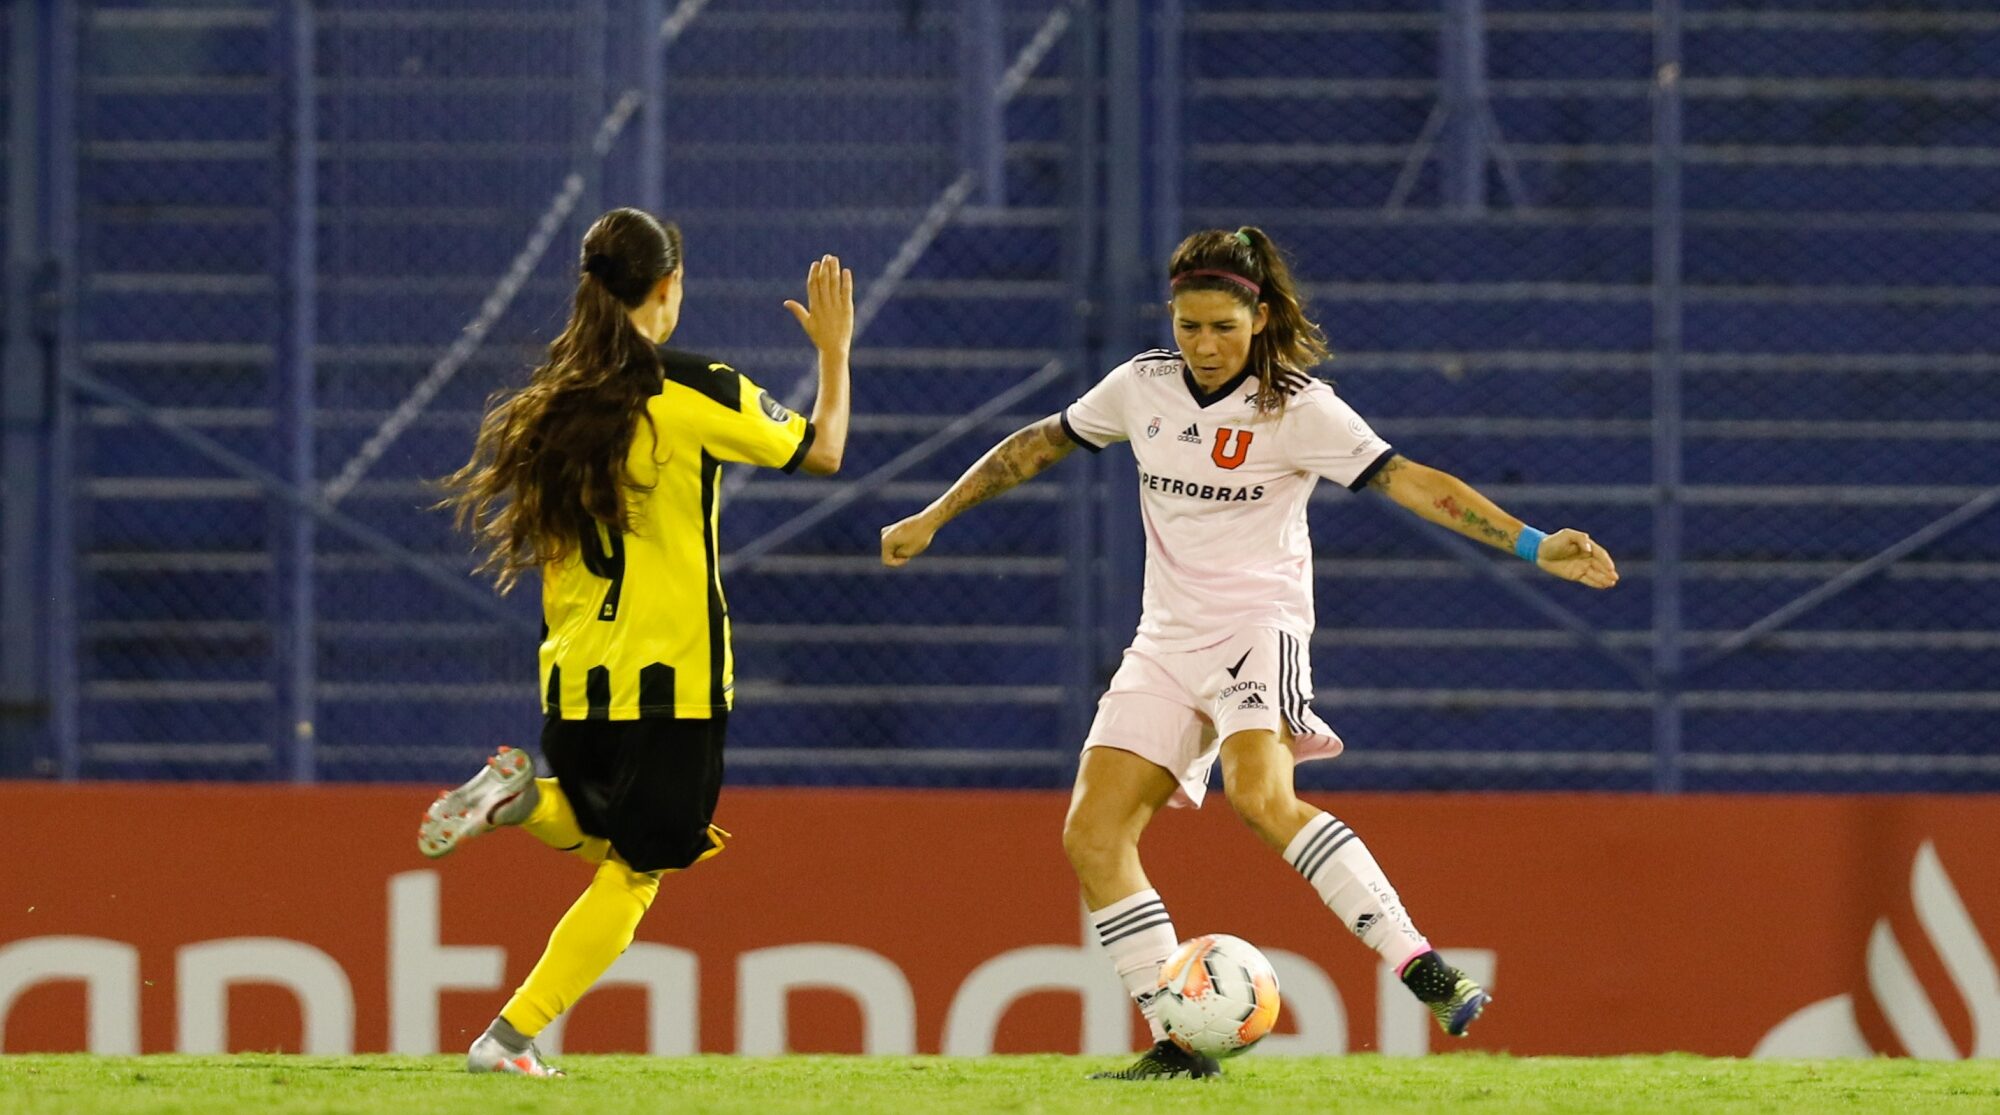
[1515,526,1547,563]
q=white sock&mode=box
[1090,888,1178,1043]
[1285,812,1431,969]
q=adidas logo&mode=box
[1354,912,1379,938]
[1176,423,1202,444]
[1238,692,1267,710]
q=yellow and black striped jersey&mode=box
[539,347,813,720]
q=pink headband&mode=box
[1171,269,1261,297]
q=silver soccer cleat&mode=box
[417,745,535,859]
[466,1030,564,1077]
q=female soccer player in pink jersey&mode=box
[882,227,1618,1080]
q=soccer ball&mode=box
[1153,933,1282,1056]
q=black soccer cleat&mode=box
[1401,950,1491,1038]
[1088,1039,1223,1082]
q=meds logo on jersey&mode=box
[1212,427,1254,470]
[1146,417,1162,439]
[757,390,793,424]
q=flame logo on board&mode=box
[1755,842,2000,1059]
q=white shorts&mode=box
[1082,626,1343,809]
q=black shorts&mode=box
[538,713,727,873]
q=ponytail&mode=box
[1167,226,1331,412]
[440,208,682,591]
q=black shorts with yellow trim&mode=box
[539,712,728,874]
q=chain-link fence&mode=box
[1178,0,2000,792]
[3,0,1995,792]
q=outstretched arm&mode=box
[881,413,1077,566]
[1366,455,1620,589]
[784,255,854,475]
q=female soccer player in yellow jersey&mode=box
[419,208,852,1075]
[883,227,1618,1080]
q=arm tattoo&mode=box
[933,419,1074,522]
[1369,454,1516,550]
[1366,455,1406,490]
[1433,494,1513,546]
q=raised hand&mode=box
[783,254,855,355]
[1536,528,1619,589]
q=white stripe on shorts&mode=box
[1279,632,1306,734]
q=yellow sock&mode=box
[518,777,610,865]
[499,857,662,1037]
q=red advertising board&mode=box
[3,786,1996,1059]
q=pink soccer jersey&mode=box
[1061,349,1395,651]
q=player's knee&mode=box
[1225,782,1294,839]
[1061,813,1130,879]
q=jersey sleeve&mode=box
[1285,387,1396,491]
[1060,362,1135,451]
[655,349,815,473]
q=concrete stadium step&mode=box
[304,216,1061,286]
[82,8,273,73]
[1685,705,1998,758]
[1185,155,1999,216]
[1677,763,1999,795]
[79,145,281,208]
[72,476,2000,566]
[1686,224,2000,287]
[1191,92,1651,149]
[727,495,1064,560]
[77,743,280,781]
[664,21,958,81]
[85,211,274,273]
[81,493,267,552]
[1687,300,2000,355]
[1192,86,1995,154]
[1188,28,1649,86]
[1683,437,2000,485]
[661,145,1065,211]
[1348,362,2000,423]
[1324,287,1647,349]
[1688,98,2000,149]
[745,641,1076,693]
[727,699,1061,752]
[1347,299,1992,354]
[1267,221,2000,290]
[1686,25,2000,82]
[310,277,1067,348]
[1276,224,1652,284]
[85,629,269,685]
[1308,496,2000,563]
[1686,163,2000,214]
[651,83,957,146]
[84,90,274,144]
[1184,153,1652,212]
[80,689,270,747]
[80,283,276,345]
[320,84,581,146]
[1334,642,2000,695]
[722,758,1073,792]
[1674,645,2000,694]
[80,567,268,623]
[1679,501,2000,562]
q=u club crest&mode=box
[1212,427,1253,470]
[1146,416,1162,439]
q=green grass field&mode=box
[5,1055,1999,1114]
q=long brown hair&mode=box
[440,208,683,591]
[1167,226,1331,411]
